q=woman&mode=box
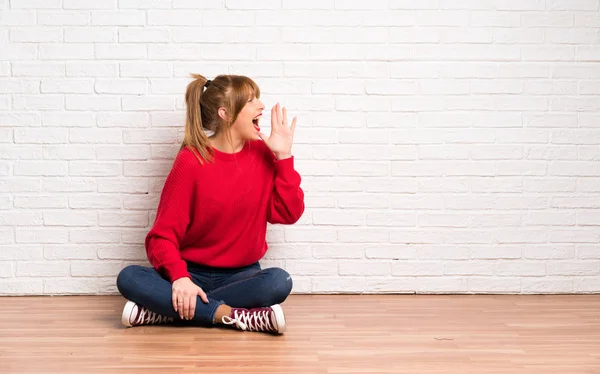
[116,74,304,335]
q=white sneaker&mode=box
[222,304,286,334]
[121,300,173,327]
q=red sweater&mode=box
[144,139,305,283]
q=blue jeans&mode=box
[116,261,293,326]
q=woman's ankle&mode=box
[214,304,232,324]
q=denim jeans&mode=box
[116,261,293,326]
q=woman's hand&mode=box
[172,277,208,320]
[258,103,297,160]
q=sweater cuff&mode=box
[274,156,299,181]
[166,260,191,283]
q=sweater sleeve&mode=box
[144,149,196,283]
[267,156,305,224]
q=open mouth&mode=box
[252,115,261,131]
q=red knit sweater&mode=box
[144,139,305,283]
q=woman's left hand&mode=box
[258,103,296,160]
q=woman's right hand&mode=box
[172,277,209,320]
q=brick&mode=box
[123,195,160,210]
[43,211,98,226]
[124,129,178,144]
[525,80,578,95]
[13,95,63,111]
[470,12,522,27]
[495,161,547,176]
[38,11,89,25]
[523,212,576,226]
[365,244,416,260]
[366,211,415,227]
[67,62,118,77]
[43,177,96,192]
[468,277,521,293]
[549,161,600,176]
[97,178,148,193]
[549,229,600,243]
[43,278,118,294]
[95,44,146,60]
[96,145,149,160]
[0,10,36,25]
[522,46,575,61]
[64,0,117,9]
[97,112,149,127]
[0,178,41,192]
[64,27,116,42]
[99,212,148,227]
[70,128,121,144]
[286,260,337,276]
[121,229,146,244]
[14,161,67,176]
[339,260,390,276]
[470,177,523,193]
[338,228,390,243]
[574,277,600,293]
[123,161,173,177]
[0,245,43,260]
[417,178,468,193]
[0,228,14,244]
[575,13,600,27]
[0,280,43,295]
[69,195,122,209]
[312,209,365,226]
[71,261,124,277]
[70,229,121,244]
[122,96,176,111]
[522,277,574,294]
[149,145,179,159]
[312,244,365,259]
[523,246,575,260]
[551,197,600,208]
[0,211,41,226]
[392,161,444,176]
[43,112,96,127]
[0,144,42,160]
[525,178,575,192]
[284,227,337,243]
[92,11,145,26]
[40,44,94,60]
[494,229,547,244]
[1,44,36,60]
[65,95,120,111]
[16,228,68,244]
[97,245,146,260]
[14,195,67,209]
[43,145,94,160]
[119,27,170,42]
[549,1,597,13]
[524,113,577,128]
[338,161,389,176]
[0,79,40,94]
[120,0,172,8]
[495,261,546,276]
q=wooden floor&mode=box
[0,295,599,373]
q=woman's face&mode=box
[231,93,265,141]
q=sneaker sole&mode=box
[121,300,136,327]
[270,304,286,334]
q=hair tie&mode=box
[204,79,211,88]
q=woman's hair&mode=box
[181,73,261,164]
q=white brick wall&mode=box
[1,1,599,295]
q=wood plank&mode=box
[0,295,598,373]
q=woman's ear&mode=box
[218,107,229,121]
